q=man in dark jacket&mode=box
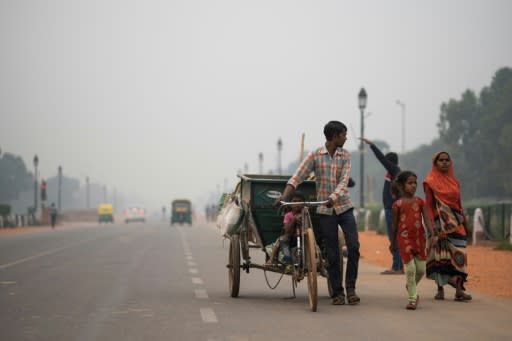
[360,138,403,274]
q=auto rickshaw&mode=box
[171,199,192,226]
[98,203,114,223]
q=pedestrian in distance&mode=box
[390,171,434,310]
[275,120,360,306]
[50,202,57,229]
[359,137,404,275]
[423,151,472,302]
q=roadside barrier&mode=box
[0,214,34,228]
[360,204,511,243]
[364,210,371,232]
[473,208,484,246]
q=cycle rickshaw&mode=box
[223,174,344,312]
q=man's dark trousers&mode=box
[319,208,359,298]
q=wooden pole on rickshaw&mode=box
[299,132,305,162]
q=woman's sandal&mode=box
[454,292,472,302]
[435,289,444,300]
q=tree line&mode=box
[0,154,129,214]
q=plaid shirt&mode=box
[288,145,353,215]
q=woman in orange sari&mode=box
[424,151,472,301]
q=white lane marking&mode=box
[111,308,152,315]
[0,237,101,270]
[195,289,209,299]
[180,228,218,325]
[0,281,16,285]
[200,308,218,323]
[191,277,203,285]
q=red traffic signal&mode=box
[40,180,47,201]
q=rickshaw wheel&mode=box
[305,228,318,312]
[228,234,241,297]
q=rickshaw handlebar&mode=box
[277,200,329,214]
[279,200,330,207]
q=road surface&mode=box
[0,221,510,340]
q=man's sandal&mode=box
[332,296,346,305]
[435,289,444,300]
[347,292,360,305]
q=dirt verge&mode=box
[359,231,512,299]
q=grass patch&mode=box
[494,240,512,251]
[376,226,387,235]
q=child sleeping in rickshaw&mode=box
[266,191,305,265]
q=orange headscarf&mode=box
[423,151,462,210]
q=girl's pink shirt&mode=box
[283,211,295,224]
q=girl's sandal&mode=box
[406,300,417,310]
[454,292,472,302]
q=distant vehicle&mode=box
[124,207,146,224]
[98,203,114,223]
[171,199,192,226]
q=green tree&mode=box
[0,152,33,203]
[437,67,512,199]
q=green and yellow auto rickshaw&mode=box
[98,203,114,223]
[171,199,192,226]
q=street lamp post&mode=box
[277,138,283,175]
[33,155,39,215]
[396,100,406,153]
[258,152,263,174]
[113,187,117,213]
[358,88,368,210]
[86,176,90,209]
[58,166,62,212]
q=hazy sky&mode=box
[1,0,511,212]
